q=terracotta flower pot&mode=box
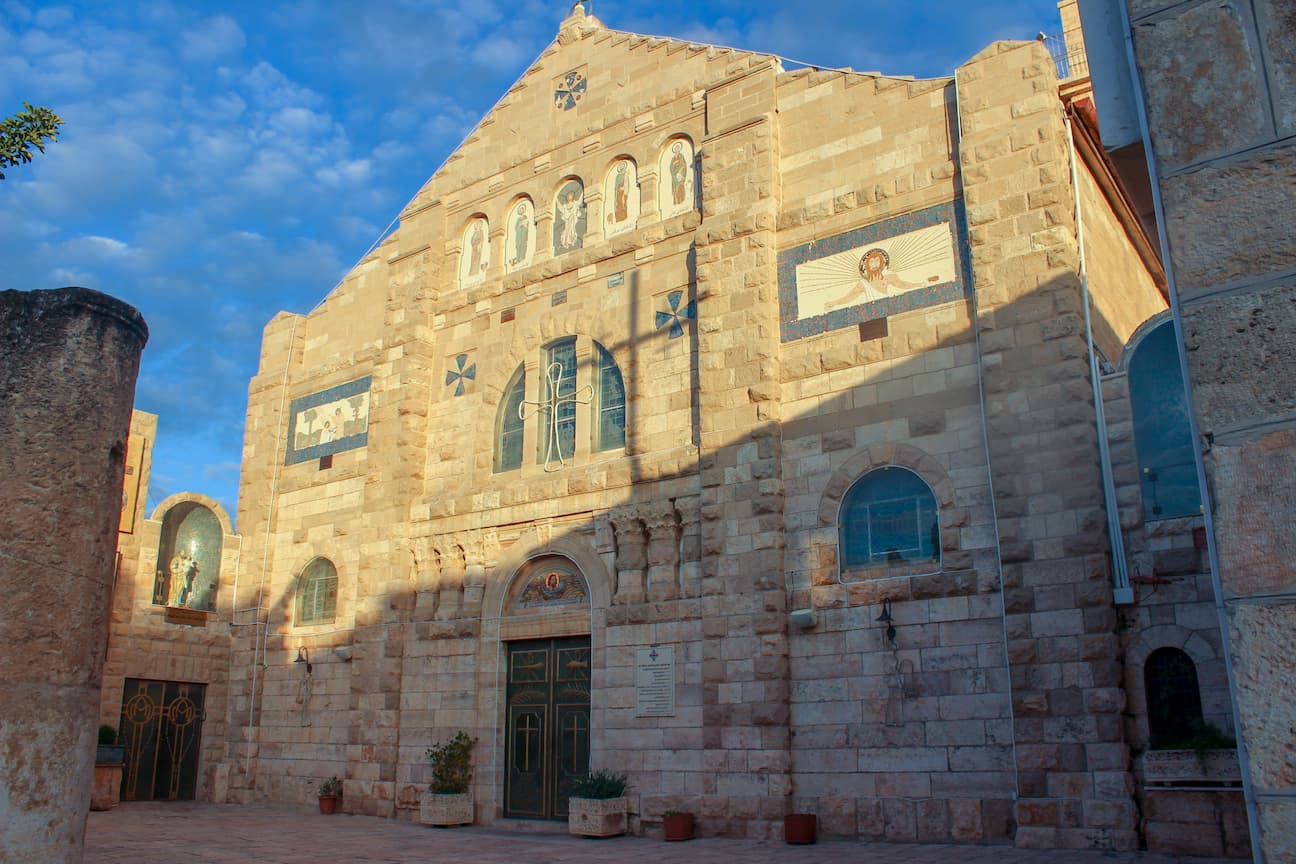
[663,812,694,841]
[318,795,339,815]
[784,813,817,844]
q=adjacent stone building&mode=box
[1077,0,1296,861]
[96,2,1257,855]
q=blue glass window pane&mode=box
[595,342,625,451]
[542,338,577,463]
[496,365,525,472]
[1129,323,1201,520]
[839,467,939,569]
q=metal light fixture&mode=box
[876,600,897,646]
[294,647,312,674]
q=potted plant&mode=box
[91,725,127,811]
[662,809,694,841]
[420,731,477,826]
[318,776,342,814]
[568,769,629,837]
[784,811,817,844]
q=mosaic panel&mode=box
[512,563,589,611]
[777,200,971,343]
[285,376,372,465]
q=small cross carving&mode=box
[649,648,659,662]
[519,361,591,471]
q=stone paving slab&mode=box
[85,803,1238,864]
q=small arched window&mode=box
[495,364,526,473]
[1145,646,1204,749]
[296,558,338,626]
[839,467,939,570]
[1128,322,1201,520]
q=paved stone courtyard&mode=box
[85,803,1238,864]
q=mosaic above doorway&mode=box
[777,200,970,342]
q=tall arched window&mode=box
[494,338,626,472]
[1128,322,1201,520]
[839,467,939,571]
[1145,647,1204,749]
[495,365,526,473]
[296,558,338,626]
[594,342,625,452]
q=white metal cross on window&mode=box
[519,361,591,471]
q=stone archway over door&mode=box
[504,636,591,819]
[498,554,593,820]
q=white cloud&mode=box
[180,15,246,63]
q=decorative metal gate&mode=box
[118,678,205,801]
[504,637,591,819]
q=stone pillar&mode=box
[957,41,1136,850]
[434,541,465,620]
[642,502,681,602]
[675,496,702,598]
[0,287,147,864]
[609,508,647,605]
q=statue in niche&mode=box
[167,550,200,608]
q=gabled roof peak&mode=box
[559,2,606,40]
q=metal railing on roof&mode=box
[1038,31,1089,80]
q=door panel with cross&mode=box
[504,637,591,819]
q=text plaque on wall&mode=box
[635,645,676,717]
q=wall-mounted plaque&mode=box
[285,376,372,465]
[635,645,676,717]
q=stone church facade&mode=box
[99,4,1251,854]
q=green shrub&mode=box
[319,776,342,797]
[427,731,477,794]
[569,769,628,799]
[97,725,118,746]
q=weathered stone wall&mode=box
[958,41,1137,850]
[0,287,147,864]
[1124,0,1296,857]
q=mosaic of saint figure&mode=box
[459,217,490,286]
[506,199,535,271]
[603,158,639,237]
[553,179,586,255]
[658,138,695,218]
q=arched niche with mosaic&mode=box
[657,136,696,219]
[506,556,590,615]
[777,199,971,343]
[459,215,491,288]
[552,178,586,256]
[153,502,223,612]
[602,157,640,238]
[505,197,537,272]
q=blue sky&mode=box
[2,0,1065,523]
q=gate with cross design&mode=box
[504,637,591,819]
[118,678,205,801]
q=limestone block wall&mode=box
[958,41,1137,850]
[1121,0,1296,856]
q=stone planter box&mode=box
[1143,749,1241,787]
[91,745,127,811]
[420,791,473,826]
[568,796,627,837]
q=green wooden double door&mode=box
[504,637,591,820]
[118,678,205,801]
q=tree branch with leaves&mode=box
[1,103,64,180]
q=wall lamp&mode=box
[294,647,312,674]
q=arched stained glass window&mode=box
[839,467,939,570]
[496,364,526,473]
[296,558,338,626]
[540,338,578,465]
[594,341,625,452]
[1129,322,1201,520]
